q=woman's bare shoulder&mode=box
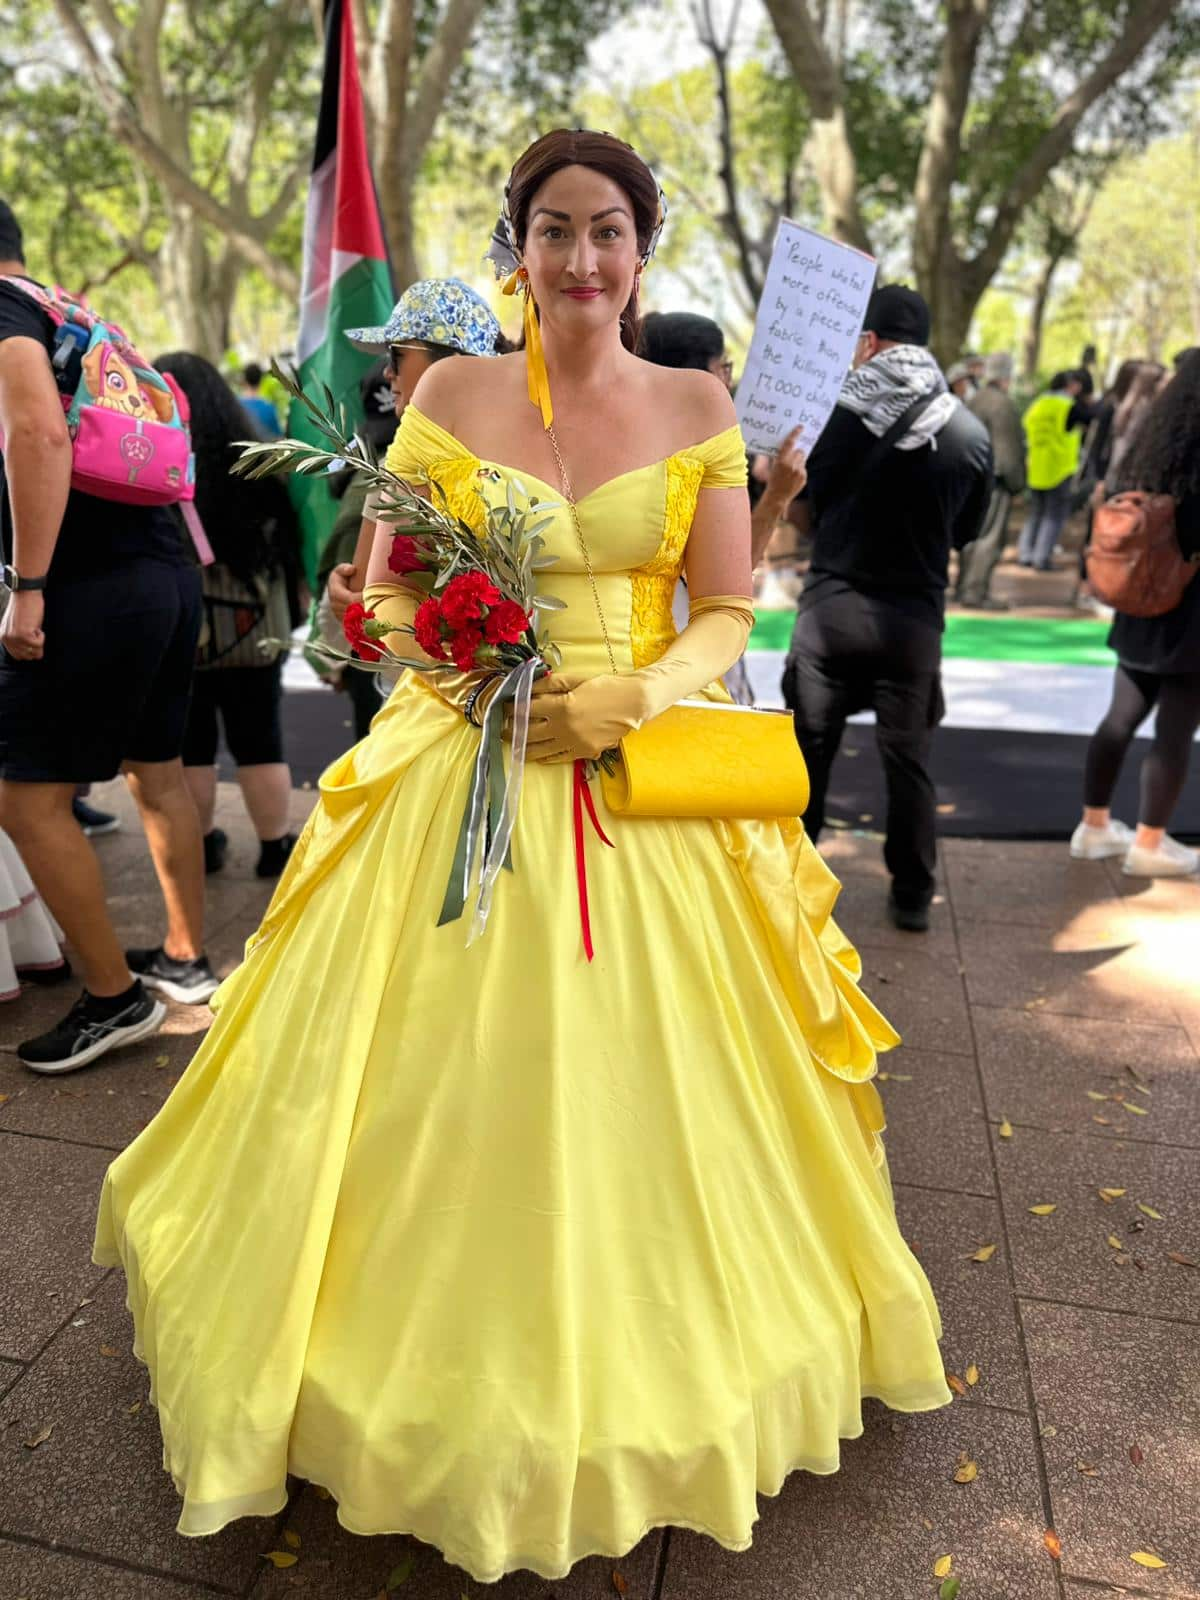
[411,352,524,431]
[646,364,738,438]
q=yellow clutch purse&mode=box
[601,699,811,820]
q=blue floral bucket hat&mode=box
[343,277,500,357]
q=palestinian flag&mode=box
[290,0,394,585]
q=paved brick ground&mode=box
[1,778,1197,1600]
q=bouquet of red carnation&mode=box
[233,366,565,942]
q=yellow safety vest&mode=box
[1023,392,1080,491]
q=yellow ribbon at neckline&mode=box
[502,268,554,431]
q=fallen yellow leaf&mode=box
[1029,1204,1058,1215]
[153,1054,170,1069]
[1098,1187,1126,1200]
[946,1373,967,1396]
[22,1426,53,1450]
[262,1552,298,1569]
[0,1093,9,1105]
[1077,1461,1099,1477]
[1137,1203,1164,1220]
[933,1554,953,1578]
[1044,1529,1063,1561]
[965,1363,980,1386]
[953,1460,978,1484]
[998,1117,1013,1139]
[283,1530,301,1550]
[970,1243,997,1262]
[1108,1235,1123,1249]
[1123,1102,1148,1116]
[126,1401,142,1415]
[1131,1552,1167,1569]
[99,1344,120,1357]
[1086,1090,1109,1102]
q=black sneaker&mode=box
[888,892,930,933]
[126,945,220,1005]
[204,828,228,875]
[72,797,121,837]
[256,833,297,879]
[18,984,166,1075]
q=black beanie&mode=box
[863,284,931,347]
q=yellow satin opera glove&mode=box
[362,582,504,724]
[524,594,755,764]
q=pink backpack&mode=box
[0,277,212,562]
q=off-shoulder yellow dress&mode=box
[94,408,947,1584]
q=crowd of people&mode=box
[0,123,1196,1588]
[0,184,1196,1067]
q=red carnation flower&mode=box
[451,626,485,672]
[343,601,384,661]
[483,599,531,645]
[413,597,448,660]
[440,570,502,628]
[388,535,431,576]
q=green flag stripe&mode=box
[288,252,396,588]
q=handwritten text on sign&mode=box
[736,220,876,457]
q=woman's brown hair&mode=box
[506,129,660,355]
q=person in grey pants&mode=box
[955,352,1026,608]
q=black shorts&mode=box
[0,559,202,784]
[182,661,285,768]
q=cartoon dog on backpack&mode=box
[82,342,175,424]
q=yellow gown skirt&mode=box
[94,674,947,1583]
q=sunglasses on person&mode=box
[387,342,435,375]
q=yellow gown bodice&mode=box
[384,405,748,673]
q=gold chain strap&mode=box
[547,424,618,677]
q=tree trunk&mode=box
[805,108,872,252]
[926,261,974,370]
[912,0,989,315]
[382,173,421,290]
[760,0,873,255]
[159,210,238,363]
[1022,249,1064,380]
[373,0,487,284]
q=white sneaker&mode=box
[1122,835,1200,878]
[1070,818,1134,860]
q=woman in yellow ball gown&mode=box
[94,130,947,1584]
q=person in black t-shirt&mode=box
[0,197,219,1075]
[783,285,992,931]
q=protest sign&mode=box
[736,220,876,456]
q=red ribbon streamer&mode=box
[573,759,614,962]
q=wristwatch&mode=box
[1,566,48,592]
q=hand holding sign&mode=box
[737,221,876,458]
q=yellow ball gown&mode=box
[94,408,947,1583]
